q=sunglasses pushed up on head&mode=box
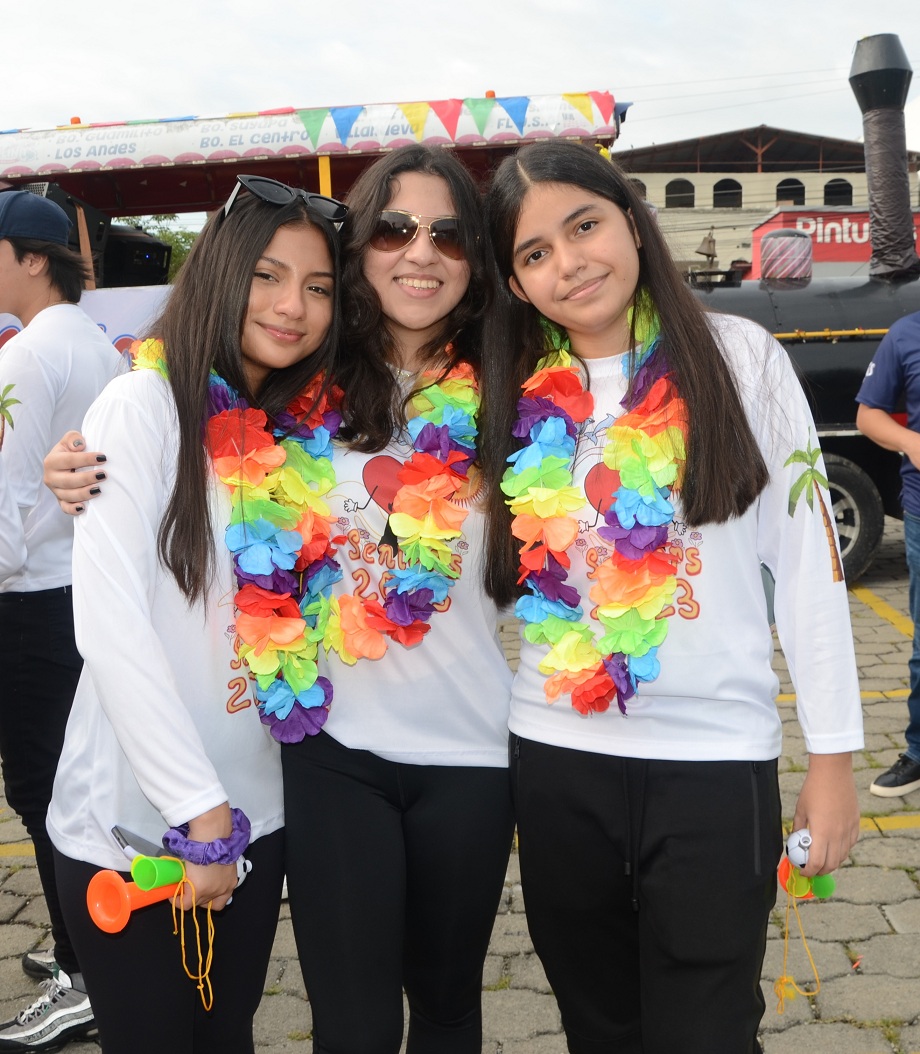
[369,210,466,261]
[221,174,348,225]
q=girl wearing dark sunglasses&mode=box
[279,146,514,1054]
[39,186,343,1053]
[44,148,513,1054]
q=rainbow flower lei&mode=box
[325,362,479,663]
[132,338,344,743]
[133,341,478,733]
[502,319,688,716]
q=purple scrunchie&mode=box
[162,807,251,866]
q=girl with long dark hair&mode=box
[278,145,514,1054]
[481,140,863,1053]
[43,182,344,1053]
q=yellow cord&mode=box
[171,878,215,1011]
[774,878,821,1013]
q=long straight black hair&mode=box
[336,144,493,451]
[150,192,342,604]
[480,140,769,606]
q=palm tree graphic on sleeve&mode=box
[785,436,844,583]
[0,384,20,451]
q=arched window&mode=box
[713,179,742,208]
[665,179,695,208]
[824,178,853,206]
[629,178,647,200]
[776,178,805,206]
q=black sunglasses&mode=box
[369,210,466,261]
[221,174,348,224]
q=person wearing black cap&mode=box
[0,189,119,1051]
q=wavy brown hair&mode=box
[481,140,769,606]
[336,144,493,451]
[150,192,342,604]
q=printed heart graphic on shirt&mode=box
[584,463,621,517]
[363,456,403,513]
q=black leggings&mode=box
[54,829,285,1054]
[0,588,83,973]
[511,737,781,1054]
[282,731,515,1054]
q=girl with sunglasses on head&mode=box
[45,146,514,1054]
[479,140,863,1054]
[41,181,343,1053]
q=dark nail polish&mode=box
[95,471,106,481]
[75,506,85,513]
[95,455,107,463]
[89,487,101,495]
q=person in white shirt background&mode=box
[0,190,119,1051]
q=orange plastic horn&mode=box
[87,869,180,933]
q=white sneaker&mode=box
[0,967,95,1051]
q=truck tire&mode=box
[823,453,884,582]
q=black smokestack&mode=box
[849,33,920,279]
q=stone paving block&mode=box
[759,981,814,1032]
[816,972,920,1022]
[264,958,306,999]
[850,751,874,772]
[761,936,853,982]
[502,1037,569,1054]
[762,1021,894,1053]
[863,732,905,752]
[884,898,920,933]
[509,952,552,994]
[0,845,38,864]
[881,825,920,841]
[789,901,889,941]
[509,882,526,914]
[857,787,915,815]
[270,917,298,959]
[862,700,912,720]
[0,891,26,923]
[488,912,535,956]
[0,921,47,958]
[482,953,504,989]
[850,932,920,977]
[482,989,562,1041]
[832,865,919,903]
[253,991,312,1046]
[505,852,521,885]
[850,836,920,869]
[13,897,50,928]
[1,867,44,897]
[897,1023,920,1053]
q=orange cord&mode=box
[170,878,215,1011]
[774,879,821,1013]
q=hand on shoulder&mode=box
[43,431,107,514]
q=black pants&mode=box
[0,587,82,973]
[511,736,781,1054]
[54,828,285,1054]
[282,731,515,1054]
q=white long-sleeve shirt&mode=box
[0,303,120,592]
[317,396,513,767]
[47,370,283,871]
[509,313,864,761]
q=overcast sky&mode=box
[6,4,919,151]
